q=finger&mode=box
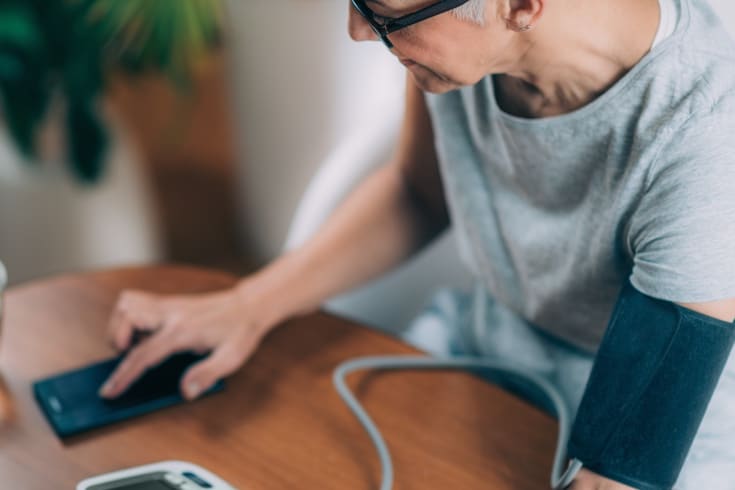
[108,293,161,352]
[180,343,254,400]
[112,312,162,352]
[108,296,137,352]
[99,330,178,399]
[111,309,137,352]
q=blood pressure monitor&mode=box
[77,461,236,490]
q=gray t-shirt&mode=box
[425,0,735,352]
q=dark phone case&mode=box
[33,352,225,438]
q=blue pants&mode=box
[403,288,735,490]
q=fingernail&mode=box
[185,382,201,400]
[99,380,115,398]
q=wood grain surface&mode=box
[0,266,558,489]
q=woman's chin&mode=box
[407,65,462,94]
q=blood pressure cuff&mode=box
[567,279,735,490]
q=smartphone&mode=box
[33,352,225,438]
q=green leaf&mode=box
[66,99,107,183]
[0,53,23,79]
[0,0,224,181]
[0,76,50,159]
[79,0,223,81]
[0,3,41,46]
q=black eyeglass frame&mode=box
[351,0,472,48]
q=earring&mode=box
[505,19,533,32]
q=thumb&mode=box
[180,343,254,400]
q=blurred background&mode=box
[0,0,405,278]
[0,0,733,333]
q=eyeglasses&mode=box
[351,0,472,48]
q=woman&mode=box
[101,1,735,488]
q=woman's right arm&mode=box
[100,76,449,400]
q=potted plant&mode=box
[0,0,223,283]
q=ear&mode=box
[504,0,544,31]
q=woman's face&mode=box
[348,0,519,93]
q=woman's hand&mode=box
[99,280,275,401]
[568,468,636,490]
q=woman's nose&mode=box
[348,7,379,42]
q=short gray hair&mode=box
[453,0,486,25]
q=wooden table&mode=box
[0,266,558,489]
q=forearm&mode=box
[238,161,447,330]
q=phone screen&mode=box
[54,353,192,409]
[33,352,225,438]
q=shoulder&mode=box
[632,0,735,143]
[626,71,735,302]
[669,0,735,111]
[646,98,735,193]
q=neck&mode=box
[498,0,662,117]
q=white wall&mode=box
[0,117,162,285]
[225,1,405,262]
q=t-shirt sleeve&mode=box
[628,111,735,303]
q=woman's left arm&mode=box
[569,298,735,490]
